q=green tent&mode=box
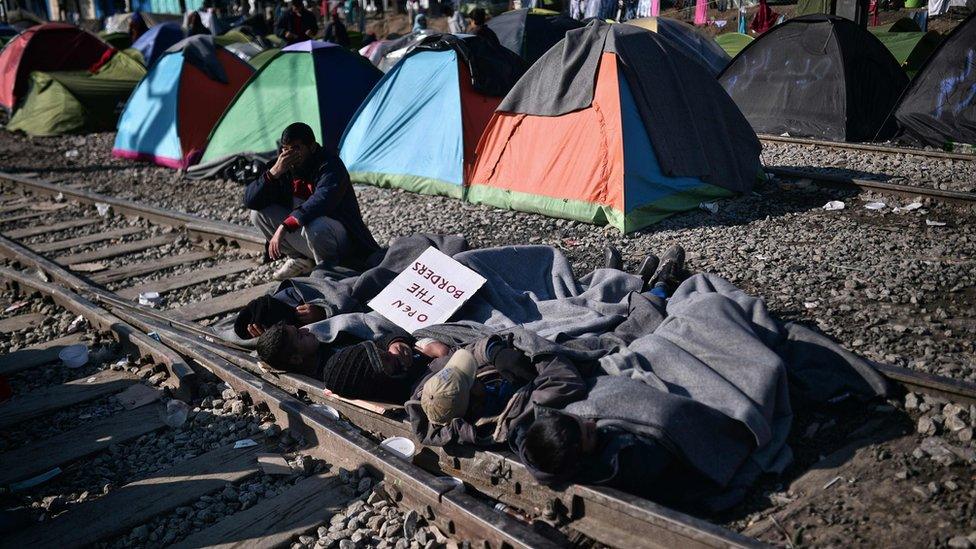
[795,0,833,16]
[868,30,941,76]
[248,47,280,69]
[98,31,132,50]
[216,29,257,47]
[714,32,753,58]
[6,51,146,136]
[874,17,921,32]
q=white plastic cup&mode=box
[59,345,89,368]
[380,436,416,461]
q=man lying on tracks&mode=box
[244,122,380,280]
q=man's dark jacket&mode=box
[243,146,380,265]
[275,8,319,42]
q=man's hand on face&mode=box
[246,323,266,338]
[387,341,413,370]
[269,146,302,178]
[295,303,326,325]
[284,30,298,40]
[305,29,315,38]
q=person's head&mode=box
[279,122,318,163]
[331,5,341,19]
[520,412,597,480]
[289,0,303,12]
[234,295,297,339]
[442,4,453,16]
[413,13,427,29]
[469,7,486,26]
[420,349,477,425]
[321,340,387,399]
[256,322,319,372]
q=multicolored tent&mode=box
[469,21,760,232]
[131,21,185,66]
[340,34,525,198]
[868,30,941,76]
[625,17,731,77]
[7,50,146,136]
[714,32,753,58]
[113,36,254,169]
[894,12,976,148]
[0,24,113,111]
[719,15,908,142]
[485,8,583,64]
[198,41,381,170]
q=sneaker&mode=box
[636,254,659,291]
[649,245,686,295]
[272,258,314,281]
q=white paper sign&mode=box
[368,247,486,333]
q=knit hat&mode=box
[321,341,383,399]
[420,350,477,425]
[234,295,296,339]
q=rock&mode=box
[403,510,419,538]
[904,392,920,410]
[948,536,974,549]
[958,428,973,443]
[946,414,968,432]
[917,416,938,436]
[357,477,373,493]
[221,388,237,400]
[132,525,149,541]
[339,540,356,549]
[148,372,168,386]
[299,535,316,546]
[230,400,246,415]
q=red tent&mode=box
[0,23,112,111]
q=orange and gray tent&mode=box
[469,21,761,233]
[0,23,113,111]
[340,34,525,198]
[625,17,731,77]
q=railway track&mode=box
[2,171,976,547]
[759,134,976,163]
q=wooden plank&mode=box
[0,200,29,214]
[0,405,166,486]
[0,333,87,376]
[0,210,54,224]
[117,259,259,299]
[56,234,176,266]
[33,227,143,253]
[4,218,99,239]
[170,283,276,322]
[91,251,213,285]
[5,444,263,549]
[172,473,347,549]
[0,368,139,429]
[0,312,44,333]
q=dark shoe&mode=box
[637,254,659,291]
[603,246,623,270]
[650,245,686,295]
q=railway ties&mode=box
[3,171,976,547]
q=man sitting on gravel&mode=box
[244,122,380,280]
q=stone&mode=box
[917,416,938,436]
[230,400,246,415]
[904,393,919,410]
[958,428,974,443]
[357,477,373,493]
[339,540,356,549]
[946,414,968,432]
[948,536,974,549]
[403,510,419,538]
[299,535,316,546]
[132,525,149,541]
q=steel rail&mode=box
[759,134,976,162]
[0,171,265,252]
[766,166,976,207]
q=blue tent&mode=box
[339,35,524,198]
[132,22,185,66]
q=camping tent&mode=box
[113,35,254,169]
[875,17,921,33]
[197,41,381,172]
[626,17,731,77]
[362,31,436,72]
[98,31,132,49]
[485,8,583,64]
[0,24,19,46]
[340,34,526,198]
[224,41,267,64]
[719,15,908,142]
[0,24,113,111]
[714,32,753,58]
[868,30,941,76]
[131,21,185,66]
[6,51,147,136]
[247,47,280,68]
[469,21,760,233]
[894,12,976,148]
